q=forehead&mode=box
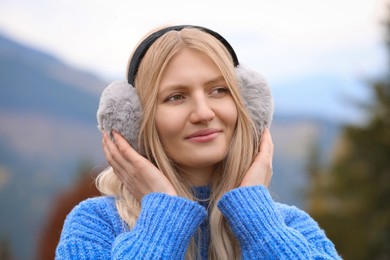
[158,48,224,89]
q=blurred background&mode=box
[0,0,389,259]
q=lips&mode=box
[185,128,222,140]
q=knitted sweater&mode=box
[55,186,341,259]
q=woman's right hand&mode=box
[102,131,177,201]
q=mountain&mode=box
[0,34,108,259]
[0,34,105,121]
[0,34,342,259]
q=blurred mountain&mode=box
[0,34,105,120]
[0,34,343,259]
[0,34,108,260]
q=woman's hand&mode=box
[240,128,274,188]
[102,131,177,201]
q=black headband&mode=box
[127,25,239,86]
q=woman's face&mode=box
[155,48,238,181]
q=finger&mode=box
[102,134,123,172]
[102,132,128,173]
[102,142,129,184]
[260,128,272,147]
[104,131,149,178]
[112,131,142,164]
[254,129,274,180]
[261,129,274,183]
[258,128,274,159]
[110,132,163,184]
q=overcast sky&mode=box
[0,0,388,83]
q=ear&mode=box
[235,65,274,134]
[96,80,143,151]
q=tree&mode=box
[307,10,390,260]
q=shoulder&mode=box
[275,202,326,235]
[61,196,125,237]
[67,196,116,219]
[56,196,125,258]
[275,202,313,223]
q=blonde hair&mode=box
[96,27,259,259]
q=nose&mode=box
[189,94,215,124]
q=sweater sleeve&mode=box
[55,193,207,259]
[112,193,207,259]
[217,186,341,260]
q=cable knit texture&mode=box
[56,186,341,259]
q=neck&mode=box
[177,166,214,186]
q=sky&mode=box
[0,0,387,83]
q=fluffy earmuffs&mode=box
[96,25,274,152]
[97,80,143,151]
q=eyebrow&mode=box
[204,75,226,86]
[159,75,226,93]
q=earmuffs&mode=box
[97,25,274,152]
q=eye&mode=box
[210,87,229,97]
[165,94,185,103]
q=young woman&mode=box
[56,25,341,259]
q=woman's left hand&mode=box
[240,128,274,188]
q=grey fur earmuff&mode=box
[96,25,274,152]
[235,65,274,132]
[97,80,143,151]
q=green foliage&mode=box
[307,12,390,260]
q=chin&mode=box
[169,145,229,169]
[186,153,226,167]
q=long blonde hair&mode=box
[96,26,259,259]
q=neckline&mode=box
[192,186,211,201]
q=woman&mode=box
[56,25,341,259]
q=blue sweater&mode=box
[56,186,341,259]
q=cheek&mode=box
[221,100,238,130]
[155,108,184,145]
